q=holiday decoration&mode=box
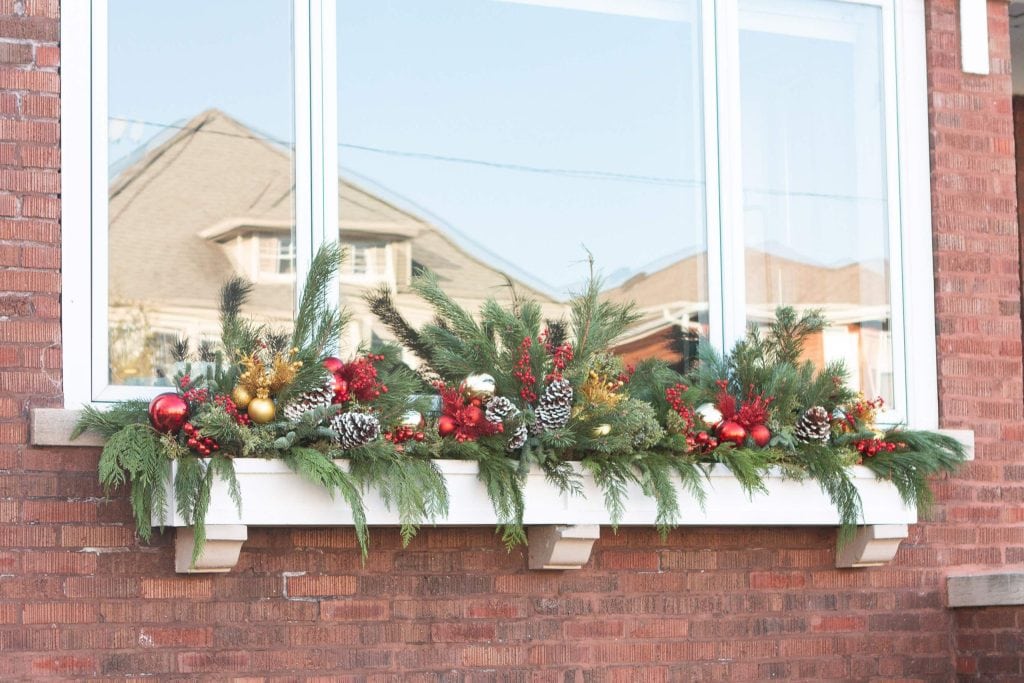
[246,396,277,424]
[331,412,382,450]
[230,385,253,410]
[79,249,967,564]
[749,424,771,448]
[282,379,335,423]
[716,420,747,446]
[794,406,831,444]
[400,410,425,429]
[695,403,723,428]
[461,373,497,400]
[532,377,573,434]
[148,393,189,433]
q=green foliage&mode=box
[97,424,169,540]
[863,429,966,516]
[474,451,527,548]
[347,442,448,547]
[788,443,862,543]
[283,447,368,555]
[582,455,638,529]
[74,401,152,439]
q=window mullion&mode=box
[294,0,315,304]
[315,0,339,251]
[713,0,747,353]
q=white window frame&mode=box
[60,0,937,429]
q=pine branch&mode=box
[284,447,369,555]
[582,455,639,530]
[74,401,151,439]
[364,284,435,367]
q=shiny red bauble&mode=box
[749,424,771,448]
[462,406,483,426]
[716,420,747,447]
[322,357,344,374]
[329,375,349,403]
[437,415,457,437]
[148,392,189,433]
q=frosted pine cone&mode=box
[531,378,573,433]
[794,406,831,444]
[331,412,382,449]
[282,380,335,423]
[507,423,528,451]
[484,396,518,423]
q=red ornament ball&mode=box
[330,374,349,403]
[716,420,747,447]
[148,393,189,433]
[322,357,344,374]
[749,424,771,448]
[462,405,483,426]
[437,415,458,437]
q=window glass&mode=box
[337,0,707,371]
[739,0,892,403]
[106,0,295,386]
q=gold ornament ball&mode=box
[461,373,497,399]
[592,423,612,437]
[231,385,253,409]
[247,396,276,424]
[695,402,723,428]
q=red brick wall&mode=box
[0,0,1022,679]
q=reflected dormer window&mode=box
[259,235,296,277]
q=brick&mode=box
[139,577,213,600]
[22,602,96,624]
[285,574,356,597]
[0,42,31,64]
[320,599,390,621]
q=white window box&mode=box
[164,459,916,574]
[31,409,972,574]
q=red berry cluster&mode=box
[179,376,211,405]
[546,343,574,381]
[213,393,251,426]
[384,425,426,445]
[617,364,636,385]
[854,437,900,461]
[183,422,219,457]
[513,337,537,403]
[691,430,720,453]
[330,354,389,404]
[665,383,695,432]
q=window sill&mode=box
[30,408,975,573]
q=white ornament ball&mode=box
[695,402,723,428]
[400,410,425,428]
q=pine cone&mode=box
[282,380,335,423]
[484,396,518,424]
[532,378,573,433]
[794,406,831,444]
[331,412,382,449]
[507,423,528,451]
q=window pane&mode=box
[106,0,295,386]
[739,0,892,404]
[337,0,706,371]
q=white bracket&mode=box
[835,524,908,568]
[528,525,600,570]
[175,525,247,573]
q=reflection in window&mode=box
[260,236,296,276]
[337,0,707,368]
[106,0,296,386]
[739,0,892,403]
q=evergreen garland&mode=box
[79,242,967,562]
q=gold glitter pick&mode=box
[581,370,624,408]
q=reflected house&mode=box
[602,251,892,398]
[107,109,565,380]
